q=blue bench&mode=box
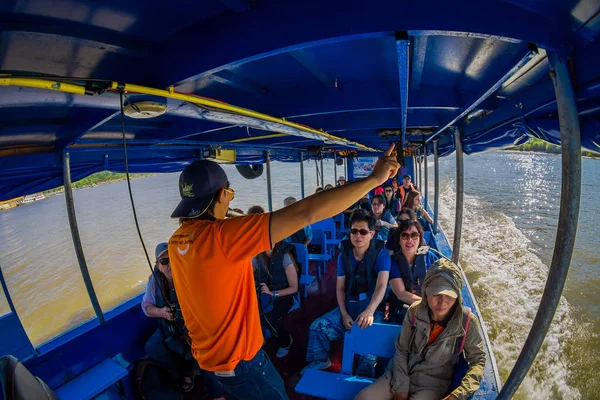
[309,228,332,279]
[292,243,316,298]
[313,218,340,255]
[55,358,128,400]
[296,323,402,400]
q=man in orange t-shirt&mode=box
[168,145,399,400]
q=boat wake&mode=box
[438,181,580,399]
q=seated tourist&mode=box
[403,191,436,230]
[383,185,401,217]
[324,184,335,190]
[337,176,347,186]
[142,243,223,398]
[355,258,486,400]
[283,197,312,246]
[386,220,439,324]
[253,241,299,358]
[247,204,266,214]
[386,208,419,253]
[302,210,390,377]
[315,186,324,193]
[371,194,398,242]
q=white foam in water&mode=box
[438,180,580,399]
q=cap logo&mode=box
[181,182,195,198]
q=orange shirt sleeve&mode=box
[213,213,272,263]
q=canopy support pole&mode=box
[433,140,440,232]
[498,52,582,400]
[300,152,305,199]
[334,152,338,183]
[266,152,273,212]
[417,149,422,192]
[344,157,347,180]
[452,128,464,265]
[320,157,324,187]
[63,152,104,323]
[423,136,428,204]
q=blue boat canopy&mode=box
[1,0,600,200]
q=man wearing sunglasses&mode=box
[303,210,390,378]
[168,145,399,400]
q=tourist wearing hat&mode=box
[168,145,399,400]
[141,243,224,397]
[398,174,417,204]
[337,176,346,186]
[355,259,486,400]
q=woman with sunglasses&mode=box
[142,243,224,398]
[387,220,439,324]
[302,210,391,377]
[383,185,401,217]
[371,194,398,242]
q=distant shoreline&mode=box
[0,172,155,212]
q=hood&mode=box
[418,258,464,313]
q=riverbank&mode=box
[0,171,154,212]
[510,137,600,159]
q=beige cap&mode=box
[427,278,458,299]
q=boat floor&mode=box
[185,259,341,400]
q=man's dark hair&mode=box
[247,205,266,214]
[371,194,386,206]
[349,209,377,231]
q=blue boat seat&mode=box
[296,323,401,400]
[292,243,316,297]
[55,358,128,400]
[312,219,338,256]
[295,369,374,400]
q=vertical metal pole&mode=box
[344,157,348,180]
[433,140,440,232]
[417,150,423,191]
[63,152,105,323]
[320,157,324,187]
[498,53,582,399]
[266,152,273,212]
[0,264,35,355]
[334,152,338,184]
[452,128,464,265]
[423,137,429,204]
[300,152,305,199]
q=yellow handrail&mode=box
[0,77,379,152]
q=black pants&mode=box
[264,296,294,348]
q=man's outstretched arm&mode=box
[270,144,399,244]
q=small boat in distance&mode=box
[20,194,45,204]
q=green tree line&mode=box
[43,171,150,195]
[512,137,599,158]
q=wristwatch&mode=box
[273,291,279,299]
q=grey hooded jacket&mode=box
[386,258,486,399]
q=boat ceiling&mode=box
[1,0,600,199]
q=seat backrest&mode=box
[0,355,59,400]
[341,323,402,375]
[291,243,310,275]
[312,218,336,239]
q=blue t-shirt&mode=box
[389,251,439,280]
[337,247,391,277]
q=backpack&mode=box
[134,359,181,400]
[412,306,471,364]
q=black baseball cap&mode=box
[402,174,412,180]
[171,160,228,219]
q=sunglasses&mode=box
[350,228,371,236]
[372,202,383,207]
[158,257,170,265]
[384,189,393,193]
[400,232,420,241]
[223,187,235,200]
